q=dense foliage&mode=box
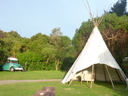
[109,0,128,16]
[0,2,128,71]
[0,28,75,71]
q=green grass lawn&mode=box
[0,71,128,96]
[0,81,128,96]
[0,71,66,80]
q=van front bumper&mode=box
[15,68,23,71]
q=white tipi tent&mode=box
[61,26,127,88]
[62,0,128,89]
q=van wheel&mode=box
[21,69,24,72]
[10,67,15,72]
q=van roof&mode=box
[7,57,18,61]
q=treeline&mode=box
[0,28,76,71]
[0,0,128,71]
[0,13,128,71]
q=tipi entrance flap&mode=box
[73,66,94,82]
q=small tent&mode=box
[61,26,127,89]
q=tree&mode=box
[6,30,21,38]
[0,30,6,38]
[0,39,8,64]
[109,0,128,16]
[19,37,31,53]
[50,28,63,70]
[60,36,76,71]
[100,13,128,64]
[50,28,74,70]
[17,51,43,71]
[3,30,22,56]
[41,44,56,70]
[29,33,49,53]
[72,20,93,56]
[50,28,62,46]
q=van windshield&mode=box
[7,60,18,63]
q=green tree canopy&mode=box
[29,33,50,53]
[0,39,8,64]
[3,31,22,56]
[0,30,6,38]
[109,0,128,16]
[72,20,93,55]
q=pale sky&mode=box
[0,0,124,39]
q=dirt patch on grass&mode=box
[0,79,62,85]
[64,88,72,90]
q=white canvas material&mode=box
[62,27,126,84]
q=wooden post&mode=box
[68,74,75,86]
[68,79,73,86]
[105,65,115,89]
[115,69,122,82]
[90,65,94,89]
[94,64,97,80]
[103,64,107,81]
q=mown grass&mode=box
[0,71,128,96]
[0,71,66,80]
[0,81,128,96]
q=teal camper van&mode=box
[0,57,23,72]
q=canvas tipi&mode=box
[61,26,127,88]
[61,1,127,89]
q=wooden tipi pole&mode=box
[105,65,115,89]
[90,65,94,88]
[68,73,76,86]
